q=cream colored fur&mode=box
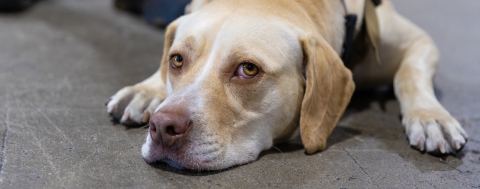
[106,0,468,170]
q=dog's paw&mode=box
[106,86,164,126]
[403,109,468,154]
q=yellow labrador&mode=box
[106,0,468,170]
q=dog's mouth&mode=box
[141,135,237,171]
[147,156,224,171]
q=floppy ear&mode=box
[159,19,181,84]
[299,36,355,154]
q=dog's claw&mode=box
[454,140,461,151]
[438,143,446,154]
[418,137,425,152]
[104,98,111,106]
[107,105,115,114]
[121,112,130,123]
[142,111,151,123]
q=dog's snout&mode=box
[149,111,191,146]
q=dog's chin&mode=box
[141,137,258,171]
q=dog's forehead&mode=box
[180,5,300,43]
[174,12,302,70]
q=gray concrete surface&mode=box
[0,0,479,188]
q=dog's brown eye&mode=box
[171,55,183,68]
[236,63,259,78]
[243,63,258,76]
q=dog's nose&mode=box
[149,111,191,146]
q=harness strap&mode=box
[364,0,381,65]
[341,0,382,68]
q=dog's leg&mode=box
[394,35,468,154]
[106,70,166,125]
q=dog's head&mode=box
[141,1,354,170]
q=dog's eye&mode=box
[236,63,259,78]
[171,55,183,68]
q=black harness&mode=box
[341,0,382,69]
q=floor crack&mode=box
[0,126,7,179]
[0,90,10,182]
[345,150,368,175]
[345,149,379,188]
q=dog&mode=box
[105,0,468,170]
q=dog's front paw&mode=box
[403,109,468,154]
[106,86,164,126]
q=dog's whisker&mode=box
[141,124,149,129]
[272,145,283,153]
[128,125,150,135]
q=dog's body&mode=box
[106,0,468,170]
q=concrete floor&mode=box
[0,0,479,188]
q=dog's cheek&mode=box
[265,73,304,142]
[166,77,173,95]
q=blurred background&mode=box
[0,0,190,28]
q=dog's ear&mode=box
[159,19,181,84]
[299,36,355,154]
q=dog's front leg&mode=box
[106,70,166,126]
[394,35,468,154]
